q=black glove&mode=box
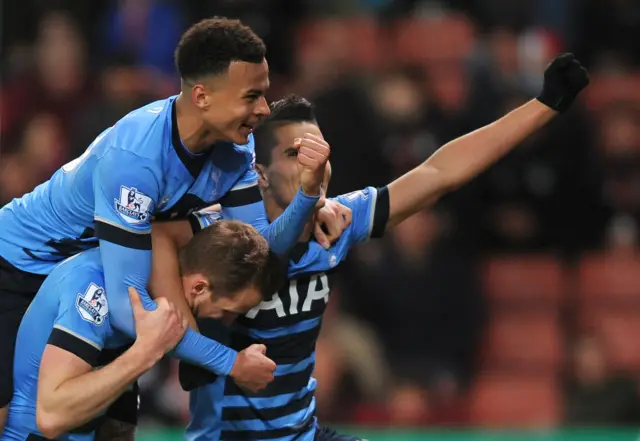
[536,53,590,113]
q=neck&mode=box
[175,93,224,154]
[263,191,314,243]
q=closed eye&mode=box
[284,147,298,157]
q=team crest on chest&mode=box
[76,283,109,325]
[115,186,152,224]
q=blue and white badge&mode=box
[115,186,152,224]
[76,283,109,326]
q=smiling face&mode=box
[194,59,271,145]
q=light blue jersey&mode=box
[183,187,389,441]
[2,248,129,441]
[0,95,320,377]
[0,96,259,274]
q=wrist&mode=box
[300,184,321,197]
[299,186,321,199]
[227,351,240,377]
[130,340,164,371]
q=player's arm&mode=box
[150,219,198,330]
[93,149,237,377]
[385,54,590,229]
[36,288,183,439]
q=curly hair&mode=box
[175,17,266,82]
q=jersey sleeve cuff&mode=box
[370,186,390,238]
[94,218,151,250]
[48,325,103,366]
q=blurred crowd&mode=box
[3,0,640,430]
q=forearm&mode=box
[150,226,197,330]
[222,189,319,256]
[428,99,555,189]
[38,344,156,436]
[388,100,556,227]
[171,328,237,375]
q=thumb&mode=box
[252,344,267,355]
[128,287,143,316]
[314,223,330,250]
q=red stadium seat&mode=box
[585,74,640,112]
[469,373,560,427]
[481,312,564,372]
[576,310,640,371]
[391,15,476,64]
[295,18,384,70]
[482,255,566,308]
[577,253,640,307]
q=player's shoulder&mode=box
[51,248,105,288]
[52,249,109,326]
[107,95,177,160]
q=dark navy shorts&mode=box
[315,426,367,441]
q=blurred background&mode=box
[2,0,640,439]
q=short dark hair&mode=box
[175,17,266,82]
[253,95,317,166]
[178,220,283,298]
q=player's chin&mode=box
[232,125,254,145]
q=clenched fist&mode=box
[536,53,589,113]
[230,344,276,392]
[297,133,330,200]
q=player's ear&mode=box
[255,164,269,190]
[191,84,208,110]
[191,279,210,298]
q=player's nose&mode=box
[255,96,270,118]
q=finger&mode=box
[299,139,330,157]
[297,151,322,168]
[128,287,144,315]
[341,205,353,227]
[315,195,326,210]
[200,204,222,213]
[265,357,277,372]
[314,222,330,249]
[166,298,178,313]
[298,145,327,163]
[553,53,574,68]
[323,217,341,242]
[303,132,328,146]
[156,297,169,311]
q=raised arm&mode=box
[386,53,589,229]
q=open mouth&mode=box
[240,123,254,133]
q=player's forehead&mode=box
[225,59,270,94]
